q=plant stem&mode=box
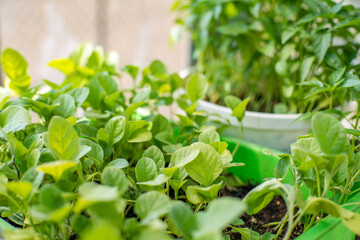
[232,123,243,156]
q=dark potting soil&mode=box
[220,184,303,240]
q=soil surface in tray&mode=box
[220,184,303,240]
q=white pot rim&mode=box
[198,100,310,130]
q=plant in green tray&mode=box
[172,0,360,113]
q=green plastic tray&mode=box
[223,135,360,240]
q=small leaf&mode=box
[274,156,290,179]
[135,157,157,182]
[48,58,75,75]
[134,191,172,223]
[199,129,220,144]
[186,74,208,102]
[0,105,31,135]
[101,167,128,195]
[36,160,77,182]
[105,116,126,145]
[301,56,315,82]
[126,120,152,143]
[48,116,80,160]
[143,146,165,170]
[186,182,222,204]
[313,31,331,63]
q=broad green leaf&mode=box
[122,65,139,80]
[74,182,119,213]
[312,112,350,155]
[47,58,75,75]
[274,156,290,179]
[306,197,360,235]
[171,147,200,168]
[67,87,89,107]
[0,105,31,135]
[134,191,172,223]
[126,120,152,143]
[210,142,228,155]
[105,116,126,145]
[199,197,245,233]
[186,74,208,102]
[232,98,250,121]
[217,22,248,36]
[1,48,29,80]
[281,27,298,44]
[135,157,157,182]
[39,184,65,210]
[313,32,331,63]
[79,138,104,166]
[185,142,223,186]
[225,95,242,110]
[186,182,222,204]
[199,129,220,144]
[6,181,33,200]
[143,146,165,170]
[244,179,289,215]
[104,158,129,169]
[53,93,76,118]
[87,73,118,108]
[80,221,121,240]
[125,101,145,120]
[329,67,346,87]
[101,167,128,195]
[36,160,77,182]
[168,202,197,239]
[132,86,151,104]
[97,128,110,144]
[137,174,169,186]
[301,56,315,82]
[48,116,80,160]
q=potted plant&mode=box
[172,0,360,152]
[1,46,360,240]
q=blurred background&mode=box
[0,0,191,85]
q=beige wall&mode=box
[0,0,190,85]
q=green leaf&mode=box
[312,112,350,155]
[6,181,33,200]
[101,167,128,195]
[0,217,15,230]
[186,182,222,204]
[134,191,172,224]
[274,156,290,179]
[281,27,298,44]
[199,197,245,233]
[313,31,331,63]
[104,158,129,169]
[105,116,126,145]
[186,74,208,102]
[122,65,139,80]
[143,146,165,170]
[210,142,228,155]
[47,58,75,75]
[225,95,250,121]
[74,182,119,213]
[79,138,104,166]
[171,146,200,168]
[306,197,360,235]
[137,174,169,186]
[53,93,76,118]
[1,48,28,80]
[67,88,89,107]
[168,202,197,240]
[301,56,315,82]
[48,116,80,160]
[80,221,121,240]
[36,160,77,182]
[329,67,346,87]
[87,73,118,108]
[199,129,220,144]
[135,157,157,182]
[244,179,288,215]
[126,120,152,143]
[217,22,248,36]
[185,142,223,186]
[125,101,146,120]
[0,105,31,135]
[39,184,66,210]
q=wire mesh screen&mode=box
[0,0,190,85]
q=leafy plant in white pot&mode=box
[173,0,360,152]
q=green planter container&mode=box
[224,135,360,240]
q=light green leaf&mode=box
[47,58,75,75]
[135,157,157,182]
[48,116,79,160]
[1,48,28,80]
[301,56,315,82]
[0,105,31,135]
[186,74,208,102]
[6,181,33,200]
[168,202,197,239]
[134,191,172,224]
[137,174,169,186]
[104,158,129,169]
[101,167,128,195]
[143,146,165,170]
[186,182,222,204]
[105,116,126,145]
[185,142,223,186]
[126,120,152,143]
[36,160,77,182]
[274,156,290,179]
[53,93,76,118]
[67,87,89,107]
[79,138,104,166]
[312,112,350,155]
[313,32,331,63]
[199,129,220,144]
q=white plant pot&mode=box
[197,100,310,152]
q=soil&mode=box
[220,184,303,240]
